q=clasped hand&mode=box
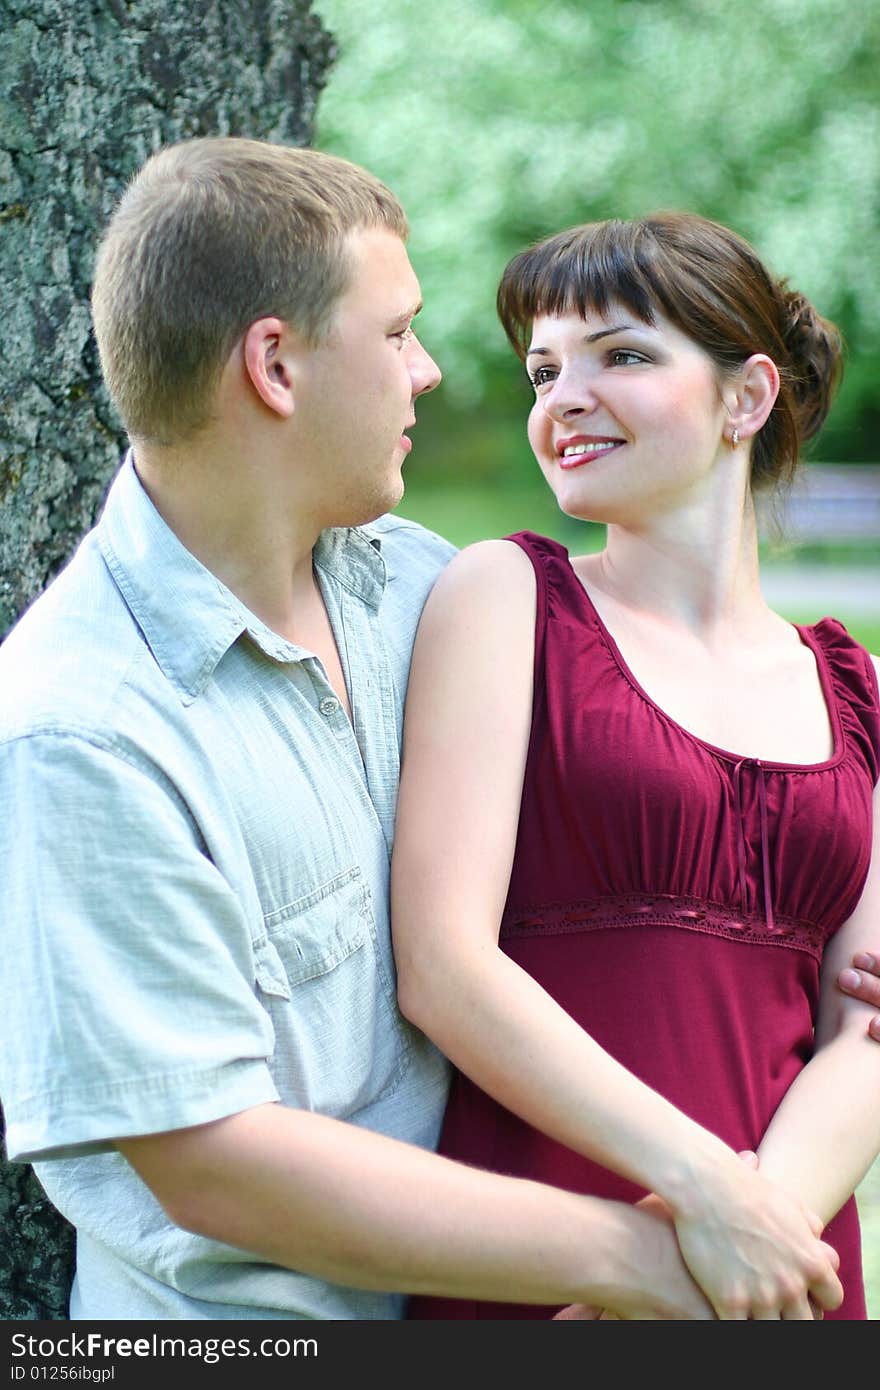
[672,1156,841,1320]
[554,1154,842,1321]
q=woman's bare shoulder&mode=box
[424,537,536,605]
[412,537,538,665]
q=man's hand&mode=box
[552,1167,760,1323]
[554,1192,716,1321]
[552,1302,602,1319]
[838,952,880,1040]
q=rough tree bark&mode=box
[0,0,335,1319]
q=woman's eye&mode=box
[609,349,647,366]
[529,365,558,388]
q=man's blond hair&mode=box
[90,137,408,445]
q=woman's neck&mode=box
[588,489,771,639]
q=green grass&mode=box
[399,476,879,1318]
[398,480,605,553]
[859,1159,880,1319]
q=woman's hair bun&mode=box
[779,285,844,444]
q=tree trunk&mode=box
[0,0,335,1318]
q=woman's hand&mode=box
[576,1159,836,1322]
[671,1155,842,1319]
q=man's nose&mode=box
[411,337,441,396]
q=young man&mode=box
[0,138,876,1321]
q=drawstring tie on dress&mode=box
[732,758,776,932]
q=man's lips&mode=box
[556,436,623,469]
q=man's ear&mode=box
[725,354,780,445]
[242,317,297,419]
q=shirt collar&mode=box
[97,454,388,703]
[313,523,387,610]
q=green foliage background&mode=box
[313,0,879,484]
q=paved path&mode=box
[761,563,879,617]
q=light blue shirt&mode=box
[0,455,455,1319]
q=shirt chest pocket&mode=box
[253,868,409,1119]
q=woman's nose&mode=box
[540,369,598,420]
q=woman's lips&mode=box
[557,439,623,469]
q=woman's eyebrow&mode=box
[526,324,636,358]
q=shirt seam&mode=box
[0,726,200,830]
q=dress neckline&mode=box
[557,544,845,773]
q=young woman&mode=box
[392,213,880,1320]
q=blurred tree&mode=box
[0,0,334,1318]
[0,0,335,640]
[314,0,879,467]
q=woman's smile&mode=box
[556,436,624,468]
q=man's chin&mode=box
[338,476,405,530]
[374,469,406,518]
[387,472,406,512]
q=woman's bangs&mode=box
[498,225,659,358]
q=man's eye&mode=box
[395,325,415,343]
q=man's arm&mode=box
[0,713,701,1321]
[117,1103,715,1319]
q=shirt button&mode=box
[319,696,340,716]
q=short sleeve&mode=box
[0,732,279,1162]
[811,618,880,785]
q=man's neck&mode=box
[132,440,322,640]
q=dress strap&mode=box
[733,759,775,932]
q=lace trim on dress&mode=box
[500,892,826,961]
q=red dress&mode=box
[409,531,879,1320]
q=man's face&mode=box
[291,227,441,528]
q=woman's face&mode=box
[525,304,732,525]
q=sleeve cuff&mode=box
[5,1060,281,1163]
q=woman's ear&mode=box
[242,317,296,418]
[725,354,780,446]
